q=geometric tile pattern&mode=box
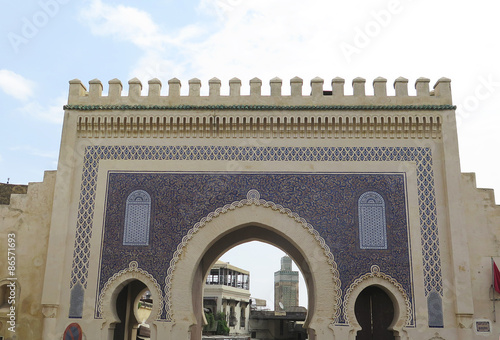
[69,145,441,318]
[65,103,456,112]
[358,191,387,249]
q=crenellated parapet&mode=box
[67,76,453,106]
[65,77,455,140]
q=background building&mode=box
[203,261,251,336]
[249,307,307,340]
[274,256,299,311]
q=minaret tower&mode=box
[274,256,299,311]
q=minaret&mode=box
[274,256,299,311]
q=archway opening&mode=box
[113,280,154,340]
[354,286,395,340]
[219,241,308,309]
[191,224,316,340]
[202,241,309,339]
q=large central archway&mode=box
[168,192,341,340]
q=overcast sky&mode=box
[1,0,499,308]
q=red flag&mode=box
[494,261,500,294]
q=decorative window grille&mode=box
[123,190,151,246]
[358,191,387,249]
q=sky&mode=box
[1,0,500,308]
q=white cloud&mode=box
[129,51,187,84]
[79,0,362,90]
[76,0,500,101]
[80,0,203,50]
[18,94,66,124]
[80,0,162,49]
[78,0,437,93]
[0,69,35,101]
[79,0,207,91]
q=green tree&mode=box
[215,312,229,335]
[203,312,216,332]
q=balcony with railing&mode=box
[205,262,250,290]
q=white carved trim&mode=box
[98,261,163,322]
[164,189,342,322]
[343,265,411,339]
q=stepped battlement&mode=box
[66,76,453,107]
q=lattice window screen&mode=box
[358,191,387,249]
[123,190,151,246]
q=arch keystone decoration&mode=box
[97,261,163,323]
[344,265,412,340]
[166,190,342,337]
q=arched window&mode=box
[358,191,387,249]
[123,190,151,246]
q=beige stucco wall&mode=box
[0,171,56,340]
[461,173,500,335]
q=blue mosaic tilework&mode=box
[69,146,441,322]
[99,172,410,323]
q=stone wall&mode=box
[461,172,500,335]
[0,171,56,340]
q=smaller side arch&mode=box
[344,265,411,340]
[97,261,163,324]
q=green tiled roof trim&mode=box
[64,104,456,111]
